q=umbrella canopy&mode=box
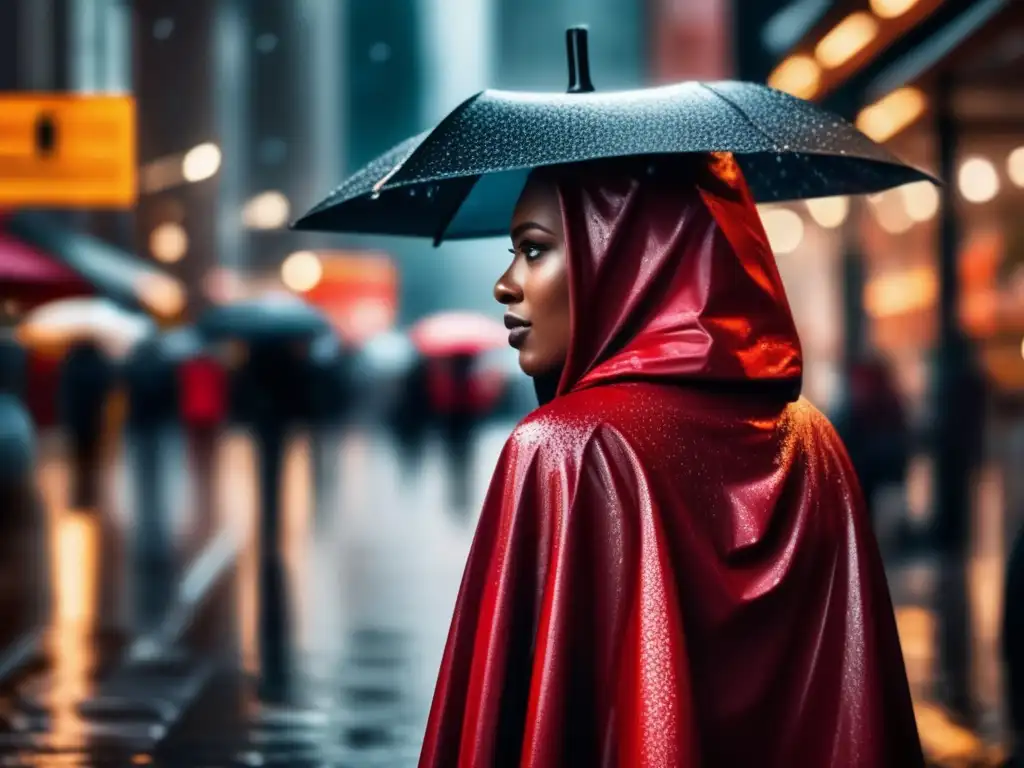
[18,297,155,358]
[409,311,507,357]
[197,293,333,343]
[357,329,418,377]
[295,27,936,242]
[6,211,186,318]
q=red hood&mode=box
[554,153,802,398]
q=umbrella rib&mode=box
[698,83,780,153]
[700,83,840,196]
[378,92,486,194]
[431,175,482,247]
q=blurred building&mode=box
[1,0,744,323]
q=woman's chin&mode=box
[517,348,541,378]
[517,349,559,380]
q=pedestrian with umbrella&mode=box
[178,344,229,541]
[198,294,333,556]
[410,311,507,514]
[302,331,350,524]
[295,27,931,766]
[123,333,185,628]
[198,294,334,700]
[354,329,425,482]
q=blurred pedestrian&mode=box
[179,349,228,538]
[391,356,430,484]
[1005,521,1024,767]
[304,333,347,522]
[246,340,302,561]
[58,339,114,510]
[430,352,477,513]
[832,354,910,531]
[0,332,47,642]
[125,338,179,507]
[124,337,180,622]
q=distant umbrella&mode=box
[198,293,332,343]
[409,312,507,357]
[160,325,204,362]
[18,297,155,359]
[295,27,936,241]
[357,330,417,378]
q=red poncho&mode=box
[419,155,924,767]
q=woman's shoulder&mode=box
[507,385,839,456]
[505,385,645,460]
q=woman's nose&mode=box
[493,269,523,306]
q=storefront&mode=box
[748,0,1023,403]
[738,0,1024,742]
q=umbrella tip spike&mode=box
[566,26,595,94]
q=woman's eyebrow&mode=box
[510,221,556,240]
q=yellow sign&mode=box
[0,93,136,208]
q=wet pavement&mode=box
[0,423,1015,766]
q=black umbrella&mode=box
[294,27,936,243]
[197,294,332,343]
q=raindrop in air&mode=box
[256,34,278,53]
[369,42,392,63]
[153,18,174,39]
[257,138,287,166]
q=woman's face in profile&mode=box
[494,174,571,379]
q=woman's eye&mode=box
[508,239,548,262]
[516,241,547,261]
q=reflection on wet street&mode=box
[0,424,506,766]
[0,424,1014,766]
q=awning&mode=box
[0,231,87,287]
[5,211,186,319]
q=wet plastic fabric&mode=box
[418,155,924,767]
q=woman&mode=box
[418,153,924,767]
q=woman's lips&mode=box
[508,326,530,349]
[504,313,530,349]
